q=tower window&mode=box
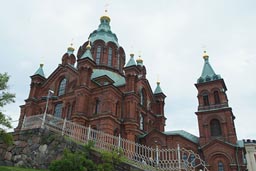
[210,119,222,136]
[214,91,220,104]
[218,161,224,171]
[117,53,120,70]
[203,94,209,106]
[107,47,112,66]
[96,46,101,64]
[95,99,100,114]
[139,113,144,130]
[54,103,63,118]
[58,78,67,96]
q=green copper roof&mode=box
[81,48,93,60]
[197,55,221,83]
[34,64,45,77]
[164,130,199,144]
[91,69,126,86]
[88,17,119,46]
[154,82,163,94]
[125,54,136,67]
[236,140,244,148]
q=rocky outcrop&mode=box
[0,128,143,171]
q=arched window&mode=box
[54,103,63,118]
[96,46,101,64]
[218,161,224,171]
[214,91,220,104]
[140,89,147,107]
[107,47,112,66]
[95,99,100,114]
[210,119,222,136]
[139,114,144,130]
[58,78,67,96]
[203,94,209,106]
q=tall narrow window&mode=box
[107,47,112,66]
[214,91,221,104]
[96,46,101,64]
[203,94,209,106]
[218,161,224,171]
[140,89,146,107]
[210,119,222,136]
[54,103,63,118]
[117,53,120,70]
[95,99,100,114]
[139,114,144,130]
[67,104,72,120]
[115,102,119,116]
[58,78,67,96]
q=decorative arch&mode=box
[207,152,232,171]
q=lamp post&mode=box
[41,89,54,128]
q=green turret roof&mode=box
[81,42,93,60]
[88,14,119,46]
[125,54,136,67]
[154,81,163,94]
[197,51,221,83]
[34,64,45,77]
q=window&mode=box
[203,94,209,106]
[115,102,119,116]
[218,161,224,171]
[214,91,220,104]
[67,104,72,119]
[95,99,100,114]
[107,47,112,66]
[58,78,67,96]
[117,53,120,70]
[54,103,63,118]
[96,46,101,64]
[140,89,147,107]
[210,119,222,136]
[139,114,144,130]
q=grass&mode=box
[0,166,47,171]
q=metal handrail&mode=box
[21,114,208,171]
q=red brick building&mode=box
[17,14,247,170]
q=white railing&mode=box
[21,114,208,171]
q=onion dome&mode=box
[34,64,45,77]
[197,51,221,83]
[88,10,119,46]
[136,55,143,66]
[125,53,136,67]
[67,43,75,55]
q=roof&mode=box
[154,82,163,94]
[197,57,221,83]
[91,69,126,86]
[237,140,244,147]
[89,16,119,46]
[164,130,199,144]
[81,48,93,60]
[34,64,45,77]
[125,56,136,67]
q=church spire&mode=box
[154,80,163,94]
[125,53,136,67]
[34,63,45,77]
[81,41,93,60]
[197,51,221,83]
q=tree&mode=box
[0,73,15,145]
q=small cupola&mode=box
[62,43,76,66]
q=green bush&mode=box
[49,149,86,171]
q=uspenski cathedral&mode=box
[16,12,252,171]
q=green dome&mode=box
[88,16,119,46]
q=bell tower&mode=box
[195,51,237,146]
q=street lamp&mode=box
[41,89,54,128]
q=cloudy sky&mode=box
[1,0,255,140]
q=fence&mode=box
[22,114,208,171]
